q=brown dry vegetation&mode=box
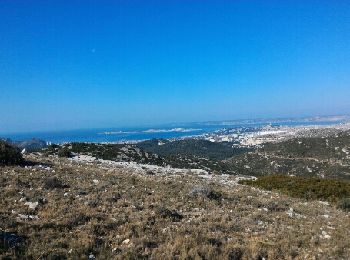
[1,153,350,259]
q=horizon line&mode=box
[1,113,349,136]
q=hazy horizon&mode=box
[1,1,349,133]
[1,113,348,136]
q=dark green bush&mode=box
[157,207,183,222]
[44,176,69,189]
[240,175,350,204]
[337,198,350,211]
[0,140,24,166]
[137,139,249,160]
[57,148,72,158]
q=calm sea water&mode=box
[1,120,345,144]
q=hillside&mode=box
[1,153,350,259]
[136,139,248,160]
[2,129,350,258]
[226,130,350,180]
[46,140,240,174]
[46,130,350,180]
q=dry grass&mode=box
[1,153,350,259]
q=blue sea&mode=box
[1,119,346,144]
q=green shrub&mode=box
[240,175,350,204]
[0,140,24,166]
[58,148,72,158]
[44,176,69,189]
[337,198,350,211]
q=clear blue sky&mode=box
[1,1,350,133]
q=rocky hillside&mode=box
[45,141,238,174]
[44,130,350,180]
[2,129,350,258]
[226,130,350,180]
[1,138,48,153]
[1,153,349,259]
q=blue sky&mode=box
[1,1,350,133]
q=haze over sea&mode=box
[1,117,347,144]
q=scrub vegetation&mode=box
[1,154,350,259]
[0,140,24,166]
[1,130,350,259]
[239,175,350,204]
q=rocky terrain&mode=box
[1,153,350,259]
[227,130,350,180]
[1,126,350,259]
[43,127,350,180]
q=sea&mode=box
[1,117,347,144]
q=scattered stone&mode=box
[321,231,331,239]
[287,208,294,217]
[19,197,27,203]
[122,239,130,245]
[17,214,39,220]
[319,201,329,206]
[24,201,39,210]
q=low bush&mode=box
[44,176,69,189]
[240,175,350,204]
[157,207,183,222]
[337,198,350,212]
[0,141,24,166]
[189,186,223,201]
[57,148,72,158]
